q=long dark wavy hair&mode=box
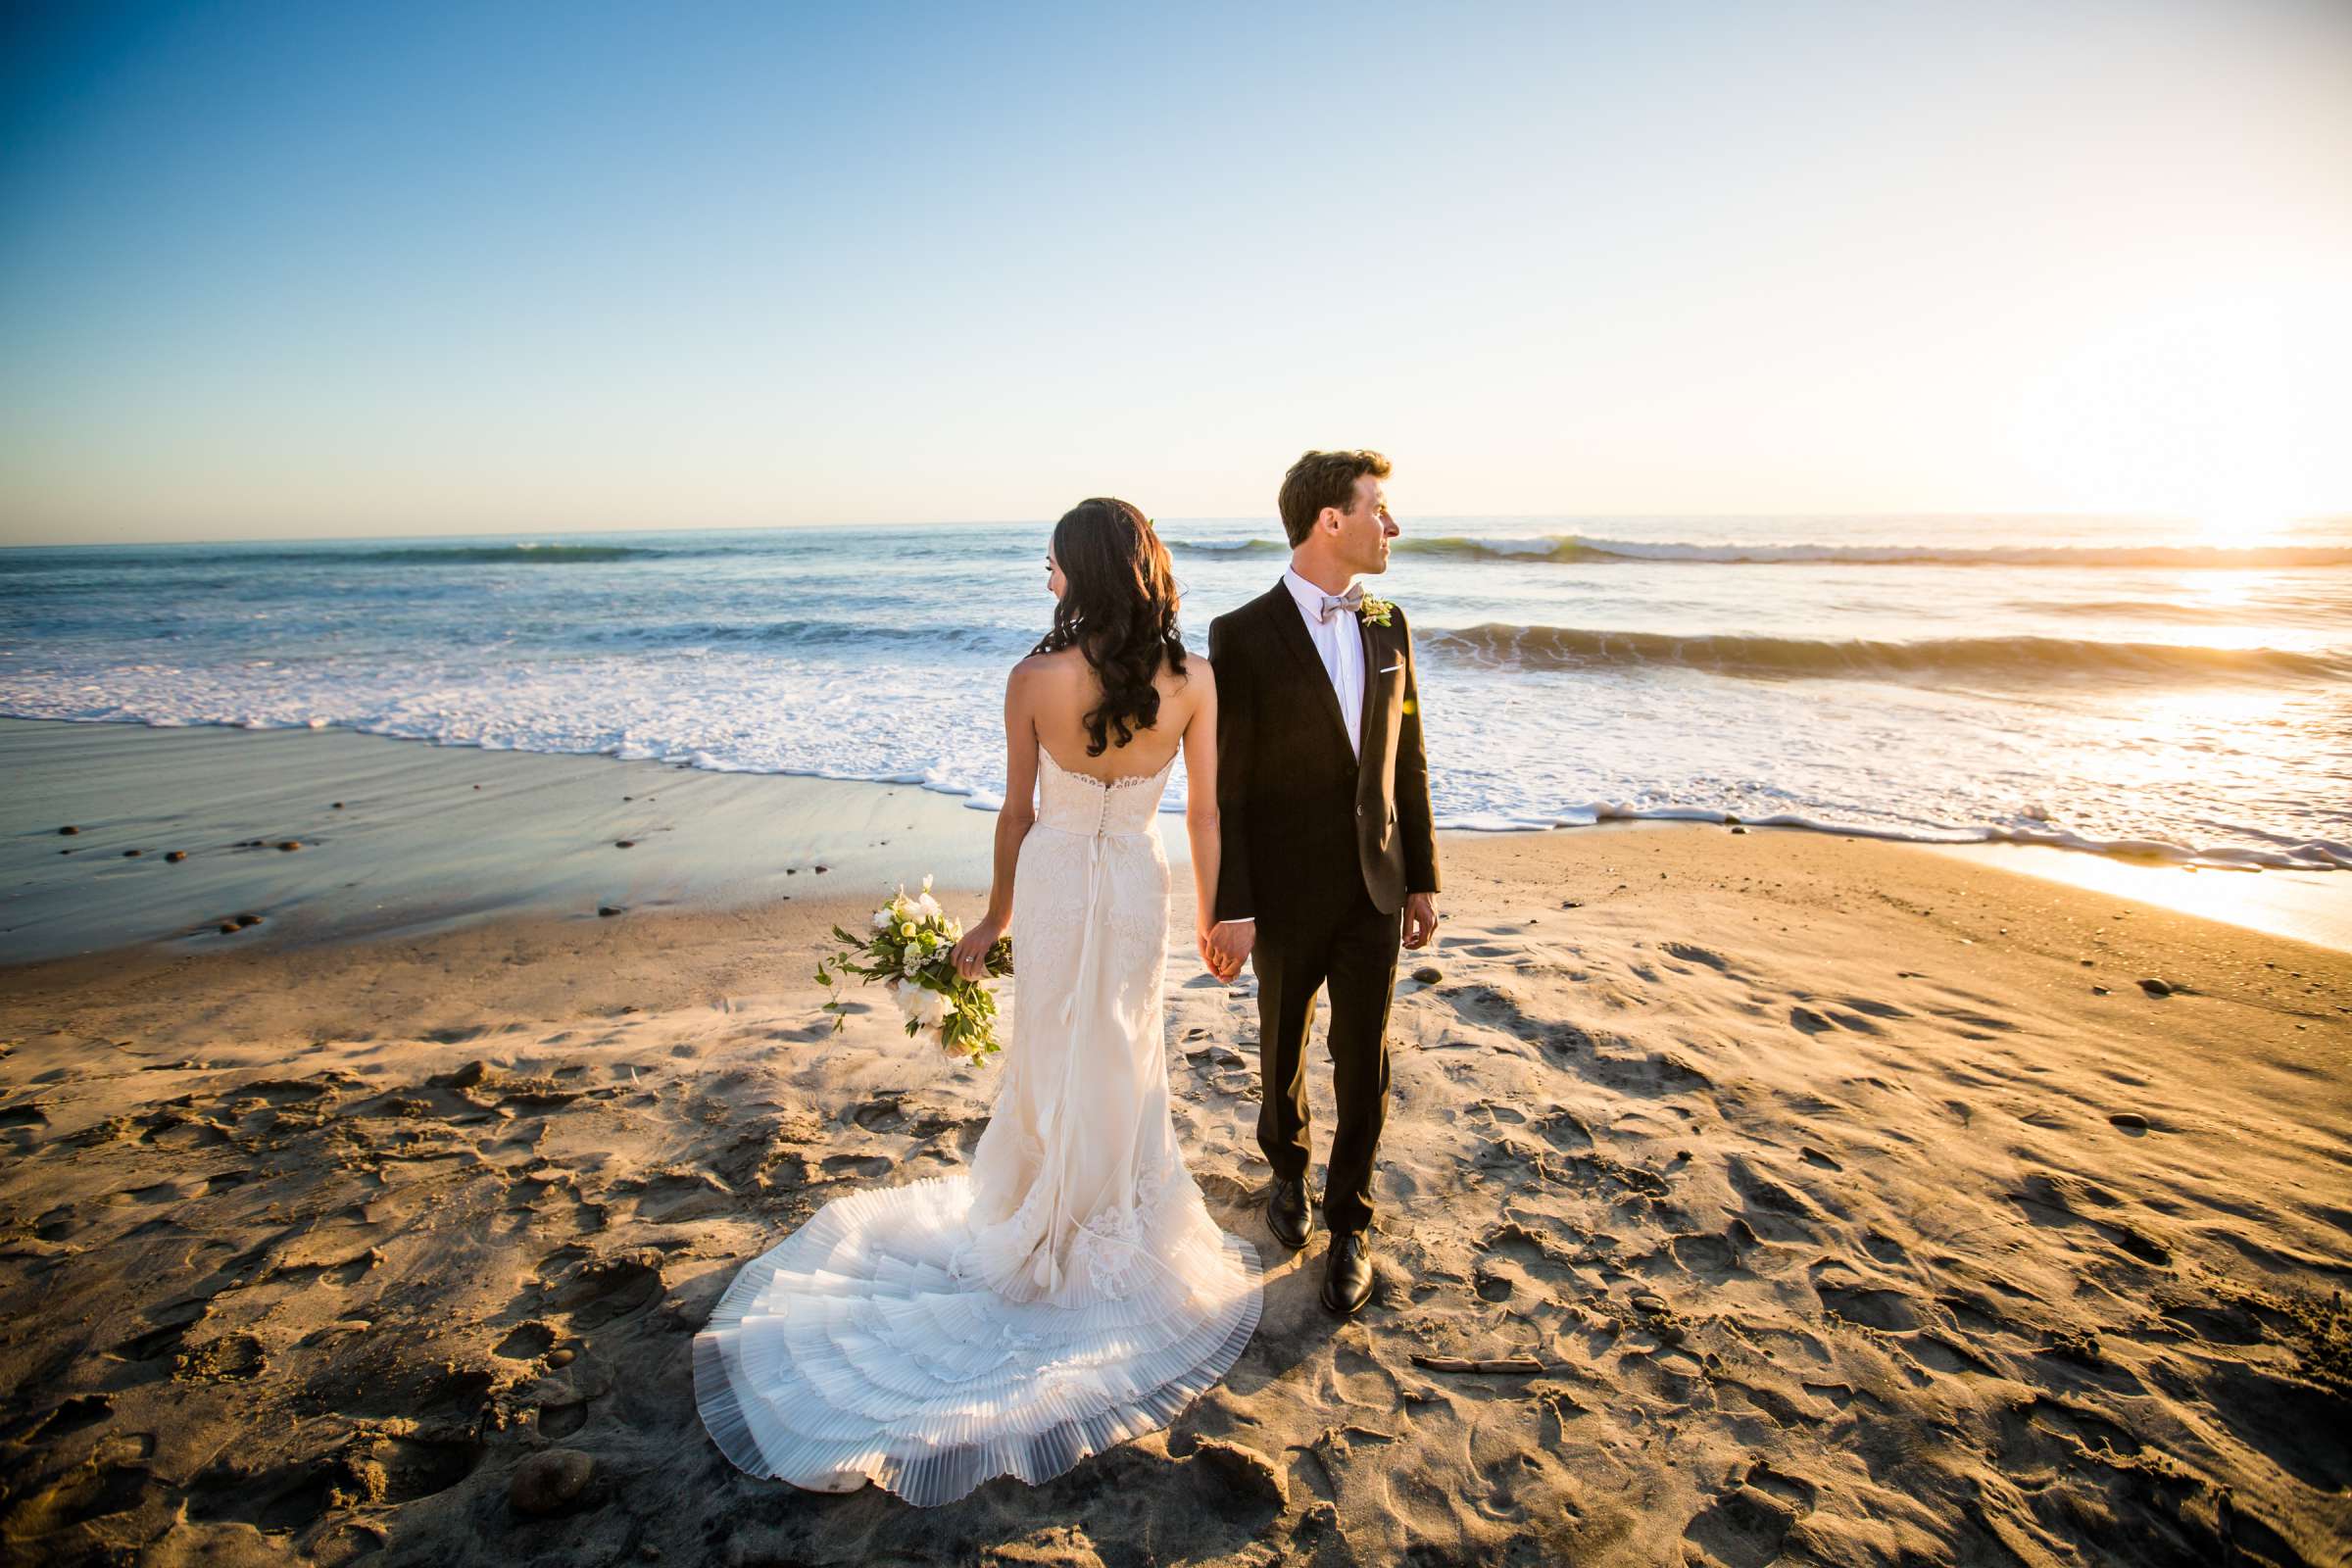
[1031,498,1187,756]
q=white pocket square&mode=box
[1377,661,1402,673]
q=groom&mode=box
[1203,449,1441,1316]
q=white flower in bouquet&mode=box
[871,907,892,931]
[897,978,949,1028]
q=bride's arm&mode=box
[1181,661,1223,964]
[951,663,1040,977]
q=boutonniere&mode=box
[1355,593,1396,628]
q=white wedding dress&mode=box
[693,745,1264,1505]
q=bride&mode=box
[692,498,1264,1505]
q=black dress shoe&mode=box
[1320,1230,1373,1315]
[1265,1175,1313,1251]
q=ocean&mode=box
[3,514,2348,872]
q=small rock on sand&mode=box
[2138,978,2173,997]
[509,1448,596,1517]
[449,1060,491,1089]
[57,825,78,835]
[234,912,262,927]
[165,851,186,862]
[331,801,344,808]
[218,922,237,935]
[614,840,635,850]
[276,840,302,852]
[598,906,622,918]
[547,1348,576,1367]
[2091,985,2110,995]
[2110,1111,2150,1131]
[122,849,140,858]
[1731,825,1747,834]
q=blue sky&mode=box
[3,0,2347,543]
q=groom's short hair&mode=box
[1279,449,1391,547]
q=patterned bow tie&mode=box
[1314,584,1364,623]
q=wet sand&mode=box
[1,717,994,964]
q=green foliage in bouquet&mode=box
[815,876,1015,1063]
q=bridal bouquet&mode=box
[816,876,1014,1063]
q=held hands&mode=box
[950,917,1004,980]
[1402,892,1440,950]
[1200,919,1255,984]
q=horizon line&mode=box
[9,508,2349,553]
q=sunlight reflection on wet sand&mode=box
[1924,842,2350,953]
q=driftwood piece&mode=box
[1409,1353,1547,1374]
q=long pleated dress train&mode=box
[692,746,1264,1505]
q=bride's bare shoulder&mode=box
[1006,650,1090,719]
[1010,647,1083,683]
[1160,650,1213,718]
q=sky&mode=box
[2,0,2348,546]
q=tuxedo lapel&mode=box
[1258,581,1354,760]
[1356,614,1387,751]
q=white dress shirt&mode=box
[1281,568,1364,759]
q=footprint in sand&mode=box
[1814,1278,1922,1332]
[1668,1231,1740,1275]
[1904,1332,1998,1379]
[493,1321,557,1359]
[111,1298,211,1365]
[1682,1484,1795,1568]
[1726,1156,1823,1243]
[539,1397,590,1439]
[25,1395,114,1442]
[1473,1266,1517,1301]
[539,1250,664,1330]
[1531,1107,1594,1152]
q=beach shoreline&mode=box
[6,715,2346,970]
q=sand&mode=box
[3,735,2350,1566]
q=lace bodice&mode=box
[1035,746,1173,837]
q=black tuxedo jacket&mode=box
[1207,581,1441,925]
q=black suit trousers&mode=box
[1251,881,1403,1237]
